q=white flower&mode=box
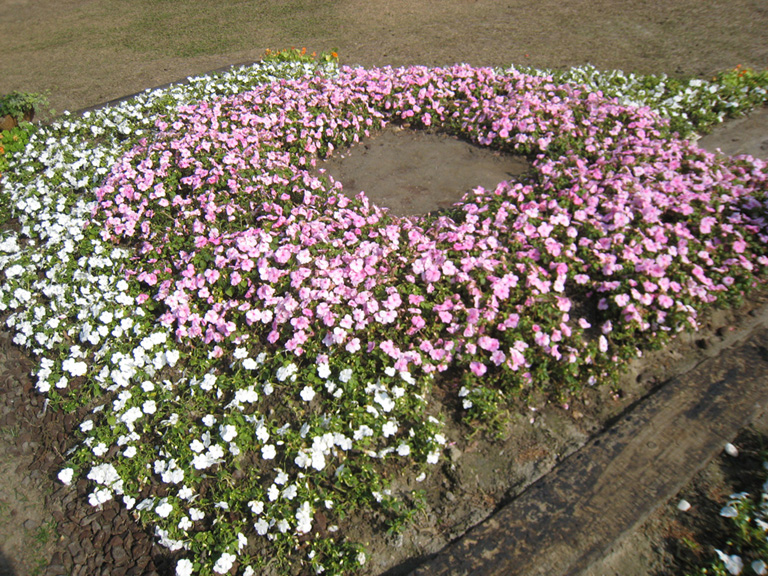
[317,363,331,379]
[120,406,143,428]
[233,347,248,359]
[88,488,113,506]
[426,450,440,464]
[58,468,74,485]
[200,373,217,391]
[242,358,258,370]
[178,485,194,500]
[382,420,398,438]
[715,550,743,575]
[189,508,204,521]
[248,500,264,515]
[155,499,174,518]
[142,400,157,414]
[213,552,236,574]
[165,349,180,367]
[295,501,313,534]
[282,484,298,500]
[339,368,353,383]
[80,419,94,432]
[176,558,194,576]
[262,444,276,460]
[62,358,87,377]
[256,424,270,443]
[254,518,269,535]
[300,386,316,402]
[202,414,216,427]
[397,443,411,456]
[720,505,739,518]
[274,470,289,485]
[752,560,767,576]
[190,439,205,453]
[220,424,237,442]
[276,363,298,381]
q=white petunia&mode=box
[295,501,313,534]
[262,444,276,459]
[62,358,88,377]
[248,500,264,515]
[142,400,157,414]
[213,552,236,574]
[220,424,237,442]
[155,499,174,518]
[254,518,269,535]
[58,468,74,485]
[382,420,398,438]
[176,558,194,576]
[165,349,180,367]
[233,347,248,359]
[300,386,316,402]
[317,363,331,379]
[720,505,739,518]
[715,550,743,575]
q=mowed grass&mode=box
[1,0,767,115]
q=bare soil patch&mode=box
[316,125,530,217]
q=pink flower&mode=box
[346,338,361,353]
[470,361,487,377]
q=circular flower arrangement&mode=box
[88,64,768,574]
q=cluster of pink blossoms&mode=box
[94,64,768,397]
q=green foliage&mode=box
[0,91,49,122]
[262,47,339,65]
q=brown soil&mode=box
[1,2,768,575]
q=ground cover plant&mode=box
[1,49,768,575]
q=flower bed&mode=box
[1,52,767,575]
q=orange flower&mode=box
[331,52,338,59]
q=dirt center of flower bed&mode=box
[316,125,531,216]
